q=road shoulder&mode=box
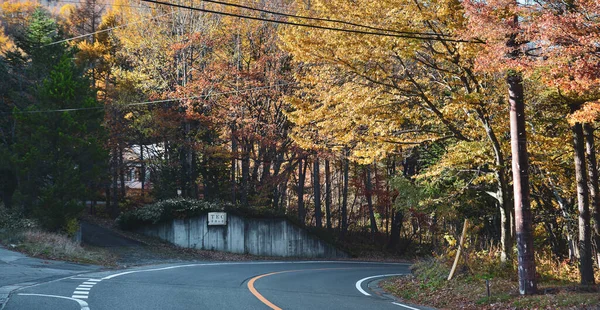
[0,246,101,309]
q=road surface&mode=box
[3,260,427,310]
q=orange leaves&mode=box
[569,100,600,125]
[0,26,14,55]
[465,0,600,97]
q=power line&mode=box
[44,11,175,46]
[50,0,151,9]
[196,0,451,37]
[140,0,481,43]
[2,82,296,114]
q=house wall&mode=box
[138,214,348,258]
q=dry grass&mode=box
[0,229,117,266]
[383,275,600,309]
[381,255,600,310]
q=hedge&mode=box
[117,198,287,230]
[117,198,226,230]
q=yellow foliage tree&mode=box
[280,0,516,260]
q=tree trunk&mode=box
[365,165,378,236]
[479,109,512,262]
[507,73,536,294]
[341,151,349,238]
[387,210,404,249]
[261,147,272,186]
[231,126,237,203]
[584,124,600,268]
[325,159,332,231]
[550,184,578,261]
[140,144,145,196]
[241,141,250,207]
[572,121,595,285]
[313,157,322,228]
[119,146,126,199]
[272,152,284,210]
[105,186,110,215]
[297,158,307,224]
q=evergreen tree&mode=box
[10,10,107,230]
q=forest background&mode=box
[1,0,600,307]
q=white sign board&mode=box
[208,212,227,226]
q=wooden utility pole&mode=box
[507,72,536,294]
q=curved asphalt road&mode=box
[3,261,427,310]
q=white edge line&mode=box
[18,293,89,310]
[392,301,421,310]
[101,261,410,280]
[355,274,405,296]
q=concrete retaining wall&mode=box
[138,214,348,258]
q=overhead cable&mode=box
[196,0,451,37]
[44,11,175,46]
[2,82,296,114]
[140,0,482,43]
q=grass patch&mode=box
[381,256,600,309]
[0,205,116,266]
[0,229,117,266]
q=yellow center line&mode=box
[247,267,369,310]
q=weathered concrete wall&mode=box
[139,214,348,258]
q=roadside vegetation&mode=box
[0,205,116,266]
[383,248,600,309]
[1,1,600,307]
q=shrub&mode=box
[0,205,36,231]
[117,198,229,230]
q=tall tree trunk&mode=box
[252,144,264,185]
[507,72,536,294]
[549,183,578,261]
[119,146,126,198]
[297,158,307,224]
[387,210,404,250]
[584,124,600,268]
[533,192,563,259]
[478,109,512,262]
[341,151,349,238]
[325,159,332,231]
[365,165,378,236]
[231,126,237,203]
[191,150,198,199]
[140,144,145,195]
[313,157,322,228]
[261,147,272,186]
[104,186,110,215]
[272,152,284,210]
[573,121,595,285]
[241,141,250,207]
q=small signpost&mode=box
[208,212,227,226]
